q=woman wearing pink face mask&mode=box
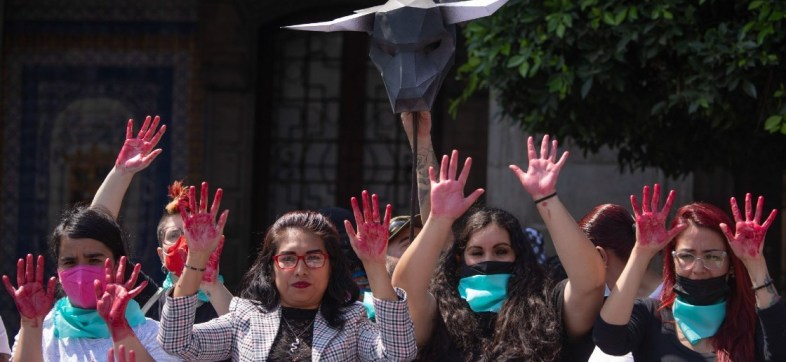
[2,206,179,362]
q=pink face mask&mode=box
[58,265,106,309]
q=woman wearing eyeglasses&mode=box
[594,185,786,361]
[158,187,416,361]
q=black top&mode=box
[593,297,786,361]
[269,307,318,362]
[421,278,594,361]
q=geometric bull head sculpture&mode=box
[285,0,509,113]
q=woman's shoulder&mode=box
[229,297,276,315]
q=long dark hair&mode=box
[239,210,359,328]
[579,203,636,259]
[661,203,755,362]
[425,207,561,361]
[49,205,128,263]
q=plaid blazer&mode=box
[158,288,416,361]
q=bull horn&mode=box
[438,0,509,25]
[284,11,375,33]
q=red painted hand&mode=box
[720,193,777,261]
[509,135,568,200]
[2,254,56,327]
[108,345,136,362]
[94,257,148,341]
[179,182,229,253]
[630,184,686,253]
[346,191,391,264]
[429,150,485,220]
[114,115,166,174]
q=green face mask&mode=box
[672,297,727,345]
[456,261,514,313]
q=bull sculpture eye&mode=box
[423,40,441,53]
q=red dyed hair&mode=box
[660,202,756,362]
[579,204,636,260]
[165,180,190,215]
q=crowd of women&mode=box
[1,113,784,361]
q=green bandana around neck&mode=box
[163,272,224,303]
[53,297,146,339]
[457,274,512,313]
[672,297,727,345]
[362,290,376,320]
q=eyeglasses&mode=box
[273,252,329,270]
[162,227,184,245]
[671,250,727,271]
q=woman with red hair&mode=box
[594,184,786,361]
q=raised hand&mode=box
[115,116,166,174]
[429,150,485,220]
[509,135,568,199]
[2,254,56,326]
[345,190,392,264]
[95,257,148,341]
[178,182,229,253]
[108,345,136,362]
[720,193,777,261]
[630,184,686,253]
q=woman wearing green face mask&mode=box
[594,186,786,361]
[392,135,606,361]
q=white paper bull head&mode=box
[286,0,509,113]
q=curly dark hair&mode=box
[239,210,360,329]
[423,207,562,361]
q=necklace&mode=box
[281,316,314,355]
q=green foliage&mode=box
[453,0,786,176]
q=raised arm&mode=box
[401,111,438,224]
[346,190,396,301]
[2,254,56,362]
[91,116,165,219]
[720,194,781,309]
[508,135,605,338]
[392,150,484,346]
[600,184,685,326]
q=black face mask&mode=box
[673,274,730,306]
[459,261,515,278]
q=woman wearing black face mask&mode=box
[392,135,606,361]
[594,185,786,361]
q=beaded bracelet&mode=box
[534,192,558,205]
[184,263,206,272]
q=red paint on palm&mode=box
[2,254,56,326]
[179,183,228,254]
[429,150,484,220]
[95,257,148,342]
[114,116,166,174]
[347,191,391,264]
[630,184,684,250]
[722,194,777,258]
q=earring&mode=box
[161,264,168,274]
